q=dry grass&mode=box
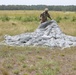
[0,64,9,75]
[0,46,76,75]
[59,21,76,36]
[0,10,76,36]
[0,10,76,75]
[0,20,39,37]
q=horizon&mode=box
[0,4,76,6]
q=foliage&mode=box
[63,16,69,20]
[71,16,76,22]
[55,16,62,23]
[1,15,10,21]
[0,5,76,11]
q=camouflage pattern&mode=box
[40,11,51,23]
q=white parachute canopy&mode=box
[3,20,76,48]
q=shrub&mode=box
[13,70,19,75]
[1,16,10,21]
[22,16,33,22]
[22,64,27,68]
[21,16,39,22]
[71,16,76,22]
[56,16,62,23]
[63,16,69,20]
[15,16,22,20]
[34,16,39,21]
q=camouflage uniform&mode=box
[40,11,51,23]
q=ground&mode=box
[0,45,76,75]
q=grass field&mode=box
[0,10,76,75]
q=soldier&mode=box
[40,8,52,23]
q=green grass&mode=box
[0,10,76,75]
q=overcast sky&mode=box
[0,0,76,5]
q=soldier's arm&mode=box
[47,13,52,20]
[39,13,43,20]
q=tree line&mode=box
[0,5,76,11]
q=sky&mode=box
[0,0,76,5]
